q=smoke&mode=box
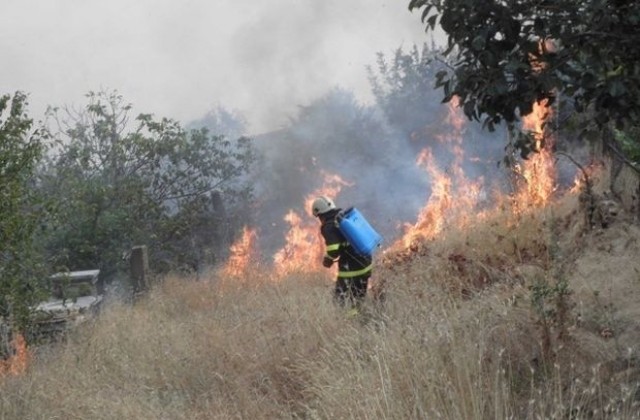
[188,42,583,269]
[1,0,427,134]
[225,1,432,133]
[243,84,508,260]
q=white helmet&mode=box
[311,196,336,216]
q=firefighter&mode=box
[312,196,373,308]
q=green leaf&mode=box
[472,35,485,51]
[534,17,544,33]
[608,80,625,98]
[406,0,640,138]
[426,14,438,30]
[421,5,434,23]
[463,100,477,120]
[408,0,426,11]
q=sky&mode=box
[1,0,431,134]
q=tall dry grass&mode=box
[2,197,639,419]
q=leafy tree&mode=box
[369,45,446,142]
[408,0,640,155]
[369,44,506,163]
[41,90,255,279]
[614,125,640,170]
[0,92,49,330]
[187,107,248,140]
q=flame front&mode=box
[394,92,557,251]
[221,81,563,278]
[0,333,30,377]
[511,39,557,211]
[272,210,323,277]
[512,100,556,213]
[400,148,453,247]
[273,172,352,277]
[222,226,258,278]
[397,98,483,249]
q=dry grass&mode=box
[2,192,640,419]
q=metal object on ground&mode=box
[32,269,104,338]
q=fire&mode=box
[272,210,324,276]
[273,172,352,277]
[513,100,556,212]
[396,98,483,249]
[569,161,603,195]
[389,90,569,256]
[510,38,557,211]
[221,75,562,277]
[396,93,557,253]
[400,149,453,247]
[220,172,353,280]
[0,333,30,377]
[445,96,466,136]
[222,226,258,278]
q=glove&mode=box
[322,256,334,268]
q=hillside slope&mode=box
[1,169,639,419]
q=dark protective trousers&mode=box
[334,273,371,307]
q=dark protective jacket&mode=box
[319,208,373,278]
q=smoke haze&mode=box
[1,0,428,133]
[4,0,577,271]
[247,86,510,260]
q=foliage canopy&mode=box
[0,92,48,330]
[41,91,255,279]
[408,0,640,154]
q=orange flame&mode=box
[510,37,557,212]
[400,148,452,247]
[568,161,602,195]
[398,94,557,251]
[512,100,556,212]
[222,226,258,278]
[396,98,483,249]
[273,172,352,277]
[222,80,563,275]
[272,210,324,276]
[0,333,30,377]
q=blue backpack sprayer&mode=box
[335,207,383,257]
